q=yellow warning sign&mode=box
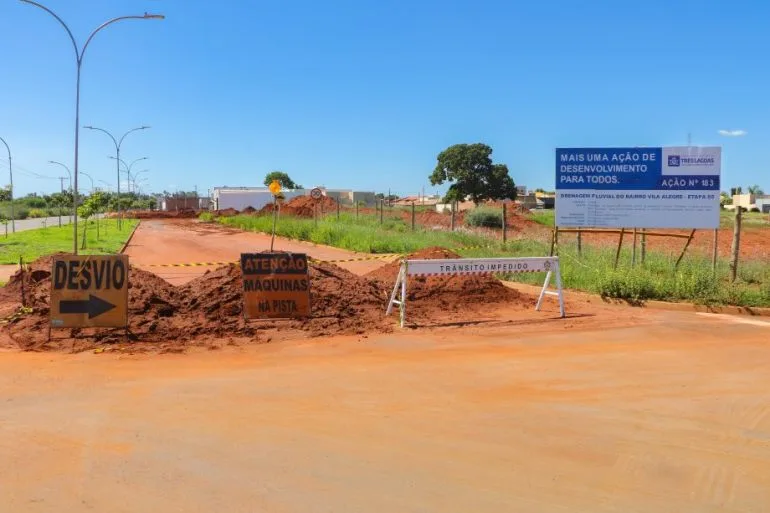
[241,253,310,319]
[269,180,282,195]
[50,255,129,328]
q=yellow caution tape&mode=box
[139,254,401,268]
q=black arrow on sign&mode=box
[59,295,117,319]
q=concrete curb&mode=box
[119,221,141,254]
[502,280,770,318]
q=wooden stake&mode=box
[450,202,456,231]
[632,228,637,267]
[613,228,626,269]
[577,229,582,257]
[502,203,507,244]
[640,228,646,265]
[711,229,718,273]
[19,256,25,307]
[730,208,742,282]
[336,198,340,220]
[675,229,697,269]
[380,200,384,224]
[411,202,415,230]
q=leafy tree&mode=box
[429,143,516,204]
[720,191,732,206]
[748,185,765,195]
[264,171,301,190]
[77,192,104,249]
[0,185,11,202]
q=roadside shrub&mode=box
[199,211,215,222]
[12,208,29,220]
[28,208,47,218]
[465,207,503,228]
[750,207,760,213]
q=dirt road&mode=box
[124,219,397,284]
[1,310,769,512]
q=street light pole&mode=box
[22,0,163,253]
[84,126,150,229]
[110,156,147,194]
[49,160,74,222]
[0,136,15,233]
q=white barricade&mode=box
[386,256,565,328]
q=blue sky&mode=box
[1,0,768,197]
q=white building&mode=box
[211,187,307,211]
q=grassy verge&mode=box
[217,213,491,254]
[0,218,138,264]
[214,212,770,307]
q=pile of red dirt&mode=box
[0,254,392,352]
[366,247,531,324]
[0,256,187,351]
[259,195,339,218]
[241,206,257,214]
[177,261,390,338]
[215,208,239,217]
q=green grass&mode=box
[529,210,555,226]
[214,211,770,308]
[0,218,138,265]
[216,212,491,254]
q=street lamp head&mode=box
[143,13,165,20]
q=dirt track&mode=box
[2,311,769,512]
[125,219,398,284]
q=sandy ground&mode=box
[1,311,769,512]
[125,219,398,284]
[3,218,770,511]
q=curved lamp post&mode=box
[84,125,149,229]
[0,136,14,233]
[110,156,147,194]
[21,0,163,253]
[48,160,75,221]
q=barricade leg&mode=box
[385,265,405,316]
[535,271,552,312]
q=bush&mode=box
[27,208,48,218]
[465,207,503,228]
[750,207,760,213]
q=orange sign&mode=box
[241,253,310,319]
[50,255,129,328]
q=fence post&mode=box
[411,202,415,230]
[577,229,582,257]
[336,198,340,220]
[19,256,25,307]
[502,203,507,244]
[356,201,359,220]
[380,200,384,224]
[613,228,625,269]
[641,228,646,265]
[712,229,718,273]
[632,228,637,267]
[730,208,742,282]
[450,202,456,231]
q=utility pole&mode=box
[59,177,66,192]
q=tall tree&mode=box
[748,185,765,195]
[264,171,301,190]
[429,143,516,204]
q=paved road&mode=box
[0,311,768,512]
[4,215,75,233]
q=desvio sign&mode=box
[555,147,721,229]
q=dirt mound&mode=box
[367,247,531,323]
[241,206,257,214]
[215,208,239,217]
[0,255,391,352]
[0,257,185,350]
[259,195,339,218]
[178,261,390,338]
